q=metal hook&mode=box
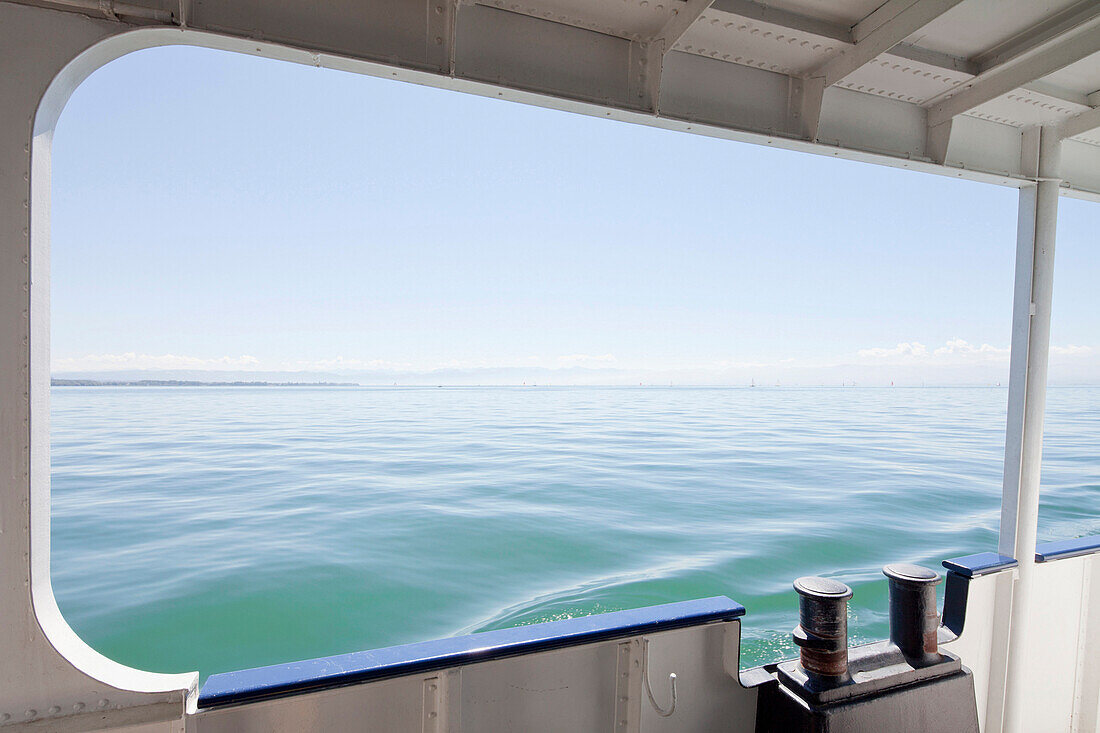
[642,638,677,718]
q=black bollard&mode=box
[883,563,942,666]
[762,570,978,733]
[792,576,853,684]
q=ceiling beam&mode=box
[708,0,849,43]
[787,0,962,141]
[888,42,977,75]
[971,0,1100,73]
[925,19,1100,129]
[710,0,972,76]
[1060,105,1100,140]
[809,0,965,87]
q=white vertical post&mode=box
[999,125,1061,733]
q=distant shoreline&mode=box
[51,379,359,387]
[47,380,1099,388]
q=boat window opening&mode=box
[47,44,1096,683]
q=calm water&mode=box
[50,386,1099,681]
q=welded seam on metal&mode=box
[446,0,463,76]
[925,18,1100,129]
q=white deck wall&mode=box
[189,623,756,733]
[943,554,1100,733]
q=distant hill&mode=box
[51,379,358,387]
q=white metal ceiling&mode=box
[11,0,1100,197]
[467,0,1100,137]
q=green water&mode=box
[50,385,1099,681]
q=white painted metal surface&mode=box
[943,555,1100,733]
[1,0,1098,730]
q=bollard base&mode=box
[755,642,979,733]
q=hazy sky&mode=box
[50,45,1099,384]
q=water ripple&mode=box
[50,385,1098,679]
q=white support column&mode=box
[999,125,1061,733]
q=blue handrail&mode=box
[199,595,745,709]
[943,533,1100,576]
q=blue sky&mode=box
[50,45,1099,384]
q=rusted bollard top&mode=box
[883,563,942,667]
[792,576,853,682]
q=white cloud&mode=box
[53,352,261,372]
[856,339,1010,364]
[1051,344,1093,356]
[857,342,929,360]
[858,339,1008,364]
[48,341,1099,381]
[856,338,1095,366]
[932,339,1010,360]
